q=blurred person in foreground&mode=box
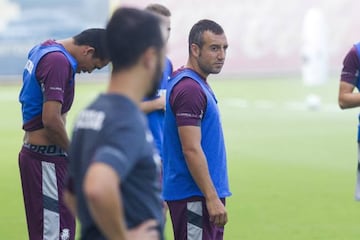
[64,7,166,240]
[163,19,231,240]
[18,28,109,239]
[141,3,173,167]
[338,42,360,201]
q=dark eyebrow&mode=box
[210,44,228,49]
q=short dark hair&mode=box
[188,19,224,53]
[73,28,109,61]
[145,3,171,17]
[106,7,164,72]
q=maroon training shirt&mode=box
[23,40,75,131]
[169,68,211,127]
[340,46,360,85]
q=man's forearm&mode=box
[140,96,165,113]
[183,149,218,200]
[184,147,228,227]
[339,92,360,109]
[44,119,70,151]
[140,101,155,113]
[84,163,127,240]
[42,101,70,151]
[63,190,77,217]
[338,81,360,109]
[87,192,127,240]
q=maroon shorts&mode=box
[167,196,226,240]
[18,144,75,240]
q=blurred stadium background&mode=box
[1,0,360,239]
[1,0,360,77]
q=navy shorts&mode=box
[18,144,75,240]
[167,196,226,240]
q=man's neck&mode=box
[186,59,208,80]
[106,70,146,107]
[56,38,74,55]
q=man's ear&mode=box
[142,47,157,70]
[84,46,95,56]
[190,43,200,57]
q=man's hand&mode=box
[206,197,227,227]
[153,95,166,111]
[178,125,228,227]
[140,95,166,113]
[127,220,160,240]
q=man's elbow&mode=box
[42,116,63,131]
[338,98,350,110]
[83,181,105,205]
[182,146,200,161]
[83,163,119,205]
[338,100,346,109]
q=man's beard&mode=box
[145,57,163,98]
[198,54,222,75]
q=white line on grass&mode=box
[221,98,340,112]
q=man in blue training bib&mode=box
[141,3,173,161]
[338,42,360,200]
[18,28,109,240]
[163,19,231,240]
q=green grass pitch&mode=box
[1,75,360,239]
